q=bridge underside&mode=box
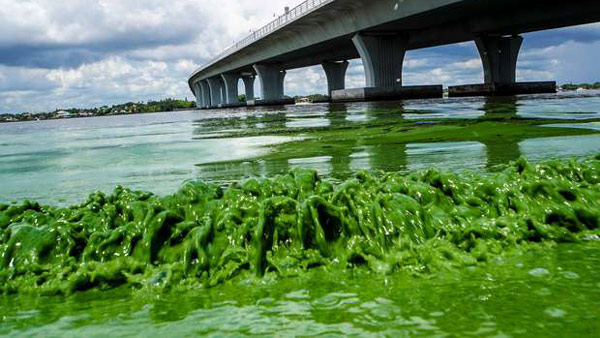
[190,0,600,108]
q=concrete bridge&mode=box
[188,0,600,108]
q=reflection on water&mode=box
[407,142,487,172]
[521,134,600,161]
[289,156,333,177]
[194,94,598,182]
[1,92,599,204]
[519,92,600,119]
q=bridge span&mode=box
[188,0,600,108]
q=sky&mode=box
[0,0,599,114]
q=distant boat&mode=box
[56,110,73,118]
[296,97,311,105]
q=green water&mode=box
[1,242,598,336]
[1,92,600,336]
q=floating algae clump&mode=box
[0,155,599,295]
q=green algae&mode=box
[195,98,600,176]
[1,155,599,295]
[2,240,599,336]
[250,119,599,162]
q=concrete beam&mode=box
[331,85,443,102]
[206,77,224,107]
[200,80,211,108]
[242,75,256,100]
[352,33,408,88]
[322,61,349,96]
[253,64,286,101]
[476,34,523,84]
[448,82,556,97]
[221,73,241,105]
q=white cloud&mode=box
[0,0,294,112]
[519,40,600,83]
[403,58,429,69]
[285,66,325,94]
[453,59,481,70]
[0,0,285,47]
[0,1,599,113]
[0,65,57,91]
[1,56,196,112]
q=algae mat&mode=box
[0,156,599,336]
[1,155,599,292]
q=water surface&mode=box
[1,243,598,337]
[1,92,600,205]
[1,92,600,337]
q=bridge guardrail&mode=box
[190,0,335,80]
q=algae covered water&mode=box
[1,92,600,337]
[1,243,598,336]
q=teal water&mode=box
[1,92,600,205]
[1,92,600,337]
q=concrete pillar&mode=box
[220,78,226,105]
[207,77,224,107]
[277,70,286,99]
[476,35,523,84]
[221,73,240,105]
[194,82,203,108]
[253,64,286,101]
[242,75,256,100]
[352,33,408,88]
[322,61,349,96]
[200,80,211,108]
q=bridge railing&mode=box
[191,0,335,79]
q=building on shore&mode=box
[56,111,73,118]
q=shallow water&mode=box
[1,243,598,337]
[1,92,600,337]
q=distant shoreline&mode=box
[0,98,195,124]
[560,82,600,91]
[2,85,600,124]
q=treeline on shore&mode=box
[3,84,600,124]
[0,98,196,123]
[560,82,600,90]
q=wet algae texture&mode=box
[1,155,599,295]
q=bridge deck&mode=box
[189,0,600,94]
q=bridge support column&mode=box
[194,82,203,109]
[242,75,256,101]
[252,64,292,106]
[449,34,555,97]
[477,35,522,84]
[352,33,407,87]
[221,73,241,106]
[200,80,211,109]
[331,33,442,102]
[322,61,348,96]
[220,80,226,106]
[207,77,224,108]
